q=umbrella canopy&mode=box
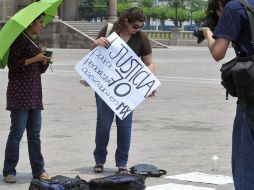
[0,0,62,69]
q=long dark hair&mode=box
[113,7,145,33]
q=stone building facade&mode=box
[0,0,81,21]
[0,0,119,49]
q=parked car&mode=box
[183,24,197,31]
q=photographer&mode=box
[199,0,254,189]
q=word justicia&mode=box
[109,43,155,98]
[90,44,155,98]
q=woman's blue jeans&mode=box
[3,109,45,176]
[232,103,254,190]
[93,94,133,167]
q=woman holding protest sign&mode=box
[90,7,156,174]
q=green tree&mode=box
[184,0,206,24]
[117,0,132,16]
[177,8,188,27]
[192,9,206,25]
[80,0,95,7]
[80,0,108,21]
[150,6,170,26]
[166,0,184,27]
[139,0,156,25]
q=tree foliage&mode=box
[192,9,206,25]
[79,0,207,28]
[117,0,132,15]
[138,0,157,25]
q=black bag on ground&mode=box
[129,164,167,177]
[89,173,146,190]
[51,175,89,190]
[28,179,64,190]
[29,175,89,190]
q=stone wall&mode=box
[0,0,17,20]
[59,0,81,21]
[0,20,93,49]
[0,0,81,21]
[0,20,206,48]
[40,20,93,49]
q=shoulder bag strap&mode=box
[159,169,167,176]
[105,22,113,37]
[236,0,254,49]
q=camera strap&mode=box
[22,32,39,49]
[235,0,254,50]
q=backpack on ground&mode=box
[28,179,64,190]
[52,175,89,190]
[89,173,146,190]
[129,164,167,177]
[28,175,89,190]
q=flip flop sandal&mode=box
[94,164,104,173]
[116,166,128,174]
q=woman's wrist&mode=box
[25,56,38,65]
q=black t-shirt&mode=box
[97,24,152,57]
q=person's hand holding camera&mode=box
[43,51,53,64]
[39,46,52,64]
[199,27,213,39]
[25,53,48,65]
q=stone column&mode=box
[108,0,118,23]
[62,0,80,21]
[0,0,7,21]
[170,28,180,46]
[58,2,64,20]
[18,0,33,10]
[0,0,22,21]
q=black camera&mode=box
[193,0,219,43]
[44,51,53,57]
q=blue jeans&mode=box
[232,103,254,190]
[93,94,133,167]
[3,109,45,176]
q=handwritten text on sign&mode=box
[75,32,161,120]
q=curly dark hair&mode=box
[112,7,146,33]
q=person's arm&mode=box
[24,53,48,65]
[90,37,110,50]
[199,27,230,61]
[142,54,155,74]
[142,54,157,97]
[90,25,110,50]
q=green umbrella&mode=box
[0,0,62,69]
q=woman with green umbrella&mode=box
[3,13,52,183]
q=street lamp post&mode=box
[156,0,159,31]
[108,0,118,23]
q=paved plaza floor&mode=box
[0,47,236,189]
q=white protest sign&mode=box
[75,32,161,120]
[165,172,233,185]
[146,183,215,190]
